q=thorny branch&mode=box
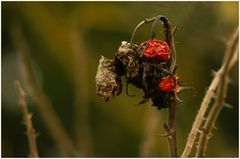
[157,16,178,157]
[196,28,239,157]
[164,98,177,157]
[149,15,178,157]
[11,25,78,157]
[15,80,39,157]
[181,28,239,157]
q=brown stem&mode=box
[130,17,156,44]
[15,80,39,157]
[181,28,238,158]
[196,28,239,157]
[11,24,78,157]
[160,16,178,157]
[164,98,178,157]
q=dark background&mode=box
[2,2,239,157]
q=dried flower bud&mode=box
[144,40,170,61]
[96,56,122,101]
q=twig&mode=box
[15,80,39,157]
[196,28,239,157]
[164,98,178,157]
[130,17,156,44]
[11,25,78,157]
[153,15,178,157]
[161,16,178,157]
[181,28,238,157]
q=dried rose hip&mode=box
[159,76,175,92]
[143,40,170,61]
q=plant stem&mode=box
[130,17,156,44]
[159,16,178,157]
[196,28,238,157]
[181,28,238,158]
[164,98,178,157]
[11,25,78,157]
[15,80,39,157]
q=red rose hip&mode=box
[144,40,170,61]
[159,76,175,92]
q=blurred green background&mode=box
[2,1,239,157]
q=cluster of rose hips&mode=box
[142,39,178,93]
[96,15,183,109]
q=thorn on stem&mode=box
[223,103,234,109]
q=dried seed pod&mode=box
[96,55,122,101]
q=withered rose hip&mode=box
[144,40,170,61]
[159,76,175,92]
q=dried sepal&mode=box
[95,55,122,101]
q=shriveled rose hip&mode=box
[159,76,176,92]
[144,40,170,61]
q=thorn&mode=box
[201,116,207,121]
[209,133,214,137]
[220,37,228,44]
[159,133,168,137]
[227,77,234,84]
[213,125,218,130]
[213,94,218,99]
[172,26,178,36]
[197,129,203,134]
[207,134,213,139]
[223,103,234,109]
[176,96,183,103]
[211,70,217,77]
[175,91,183,102]
[177,87,196,96]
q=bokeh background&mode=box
[2,1,239,157]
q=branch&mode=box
[15,80,39,157]
[130,17,156,44]
[196,28,239,157]
[11,24,78,157]
[181,28,238,157]
[162,16,178,157]
[164,98,178,157]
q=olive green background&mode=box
[2,2,239,157]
